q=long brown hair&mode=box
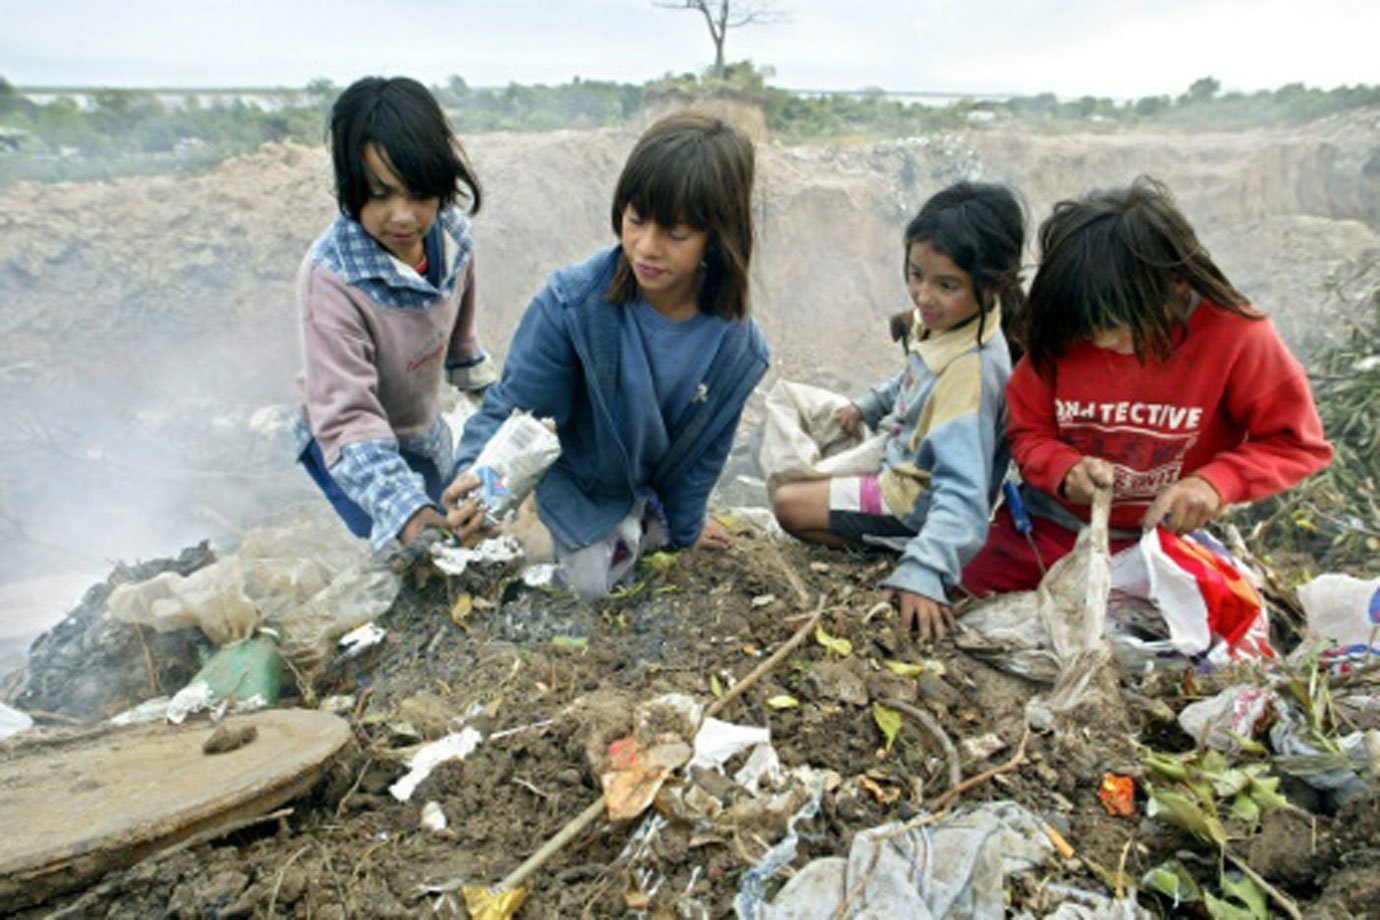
[1021,176,1259,378]
[607,112,755,320]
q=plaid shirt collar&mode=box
[313,207,473,308]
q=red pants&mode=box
[960,506,1138,596]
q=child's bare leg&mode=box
[773,479,855,548]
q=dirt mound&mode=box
[6,524,1376,917]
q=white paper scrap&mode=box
[389,727,484,801]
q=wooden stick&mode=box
[926,728,1029,813]
[1226,849,1302,920]
[882,697,962,792]
[707,599,824,720]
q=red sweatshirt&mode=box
[1008,302,1333,531]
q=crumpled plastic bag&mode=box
[1297,573,1380,655]
[107,516,401,672]
[757,380,886,500]
[749,801,1054,919]
[960,494,1273,684]
[958,490,1121,726]
[1177,685,1277,753]
[1110,527,1273,667]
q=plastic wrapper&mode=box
[470,410,561,525]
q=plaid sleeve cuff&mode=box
[332,438,436,549]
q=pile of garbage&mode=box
[2,380,1379,916]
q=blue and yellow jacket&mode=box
[855,308,1011,602]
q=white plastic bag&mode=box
[757,380,886,499]
[1297,573,1380,651]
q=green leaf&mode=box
[814,625,853,658]
[1141,860,1203,905]
[1205,892,1257,920]
[640,551,679,576]
[1210,768,1251,798]
[1247,774,1290,813]
[1229,792,1261,825]
[1147,787,1227,848]
[872,703,902,752]
[1143,752,1189,782]
[766,694,799,710]
[709,673,723,698]
[549,635,589,651]
[1220,873,1269,919]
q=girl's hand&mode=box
[835,403,864,434]
[695,516,732,550]
[1142,475,1221,534]
[400,506,451,545]
[442,471,492,543]
[1060,457,1115,505]
[887,589,955,641]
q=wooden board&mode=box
[0,708,351,911]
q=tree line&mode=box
[2,68,1377,185]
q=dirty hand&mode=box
[887,589,955,641]
[1142,475,1221,534]
[696,516,732,550]
[442,471,493,543]
[835,403,864,434]
[1060,457,1116,505]
[400,506,451,545]
[387,507,454,575]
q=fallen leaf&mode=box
[815,625,853,658]
[450,592,473,628]
[884,660,923,678]
[462,885,527,920]
[603,765,670,821]
[710,674,724,698]
[550,635,589,651]
[872,703,901,752]
[765,695,799,710]
[857,774,901,804]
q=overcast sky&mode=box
[3,0,1376,100]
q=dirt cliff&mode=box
[0,109,1376,588]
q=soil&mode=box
[6,525,1377,918]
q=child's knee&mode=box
[773,482,817,535]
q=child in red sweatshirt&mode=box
[962,177,1332,594]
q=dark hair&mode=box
[1021,176,1257,378]
[903,181,1026,358]
[329,76,481,219]
[608,112,755,320]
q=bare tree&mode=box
[654,1,789,79]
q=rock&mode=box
[806,660,869,707]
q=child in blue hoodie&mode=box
[445,113,768,601]
[773,182,1024,639]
